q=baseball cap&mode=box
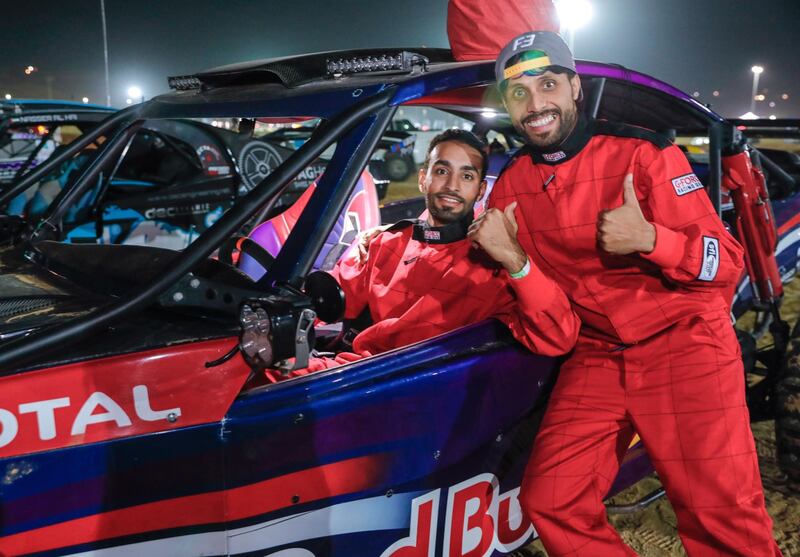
[495,31,576,84]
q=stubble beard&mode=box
[515,104,579,150]
[426,191,472,225]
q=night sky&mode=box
[2,0,798,118]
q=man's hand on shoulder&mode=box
[355,224,391,264]
[597,174,656,255]
[467,201,528,274]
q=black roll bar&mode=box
[0,107,140,209]
[0,88,393,373]
[707,121,723,216]
[264,105,396,284]
[32,121,144,241]
[11,126,56,183]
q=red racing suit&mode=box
[489,117,781,556]
[265,220,579,381]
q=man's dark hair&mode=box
[422,128,488,181]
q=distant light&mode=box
[712,90,720,97]
[739,111,760,120]
[23,65,37,75]
[782,93,790,100]
[555,0,593,31]
[751,65,764,75]
[754,94,766,101]
[3,93,11,100]
[36,125,48,135]
[769,115,777,120]
[126,86,143,100]
[692,91,700,98]
[769,101,776,107]
[736,125,747,131]
[125,98,133,105]
[481,110,498,119]
[81,96,89,104]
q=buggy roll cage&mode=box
[0,51,768,371]
[0,102,117,183]
[0,86,398,372]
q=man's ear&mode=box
[418,166,428,194]
[570,74,582,102]
[478,179,488,201]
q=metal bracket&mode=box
[275,308,316,373]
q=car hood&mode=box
[0,244,102,338]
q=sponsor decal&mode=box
[297,164,326,183]
[0,339,250,458]
[424,230,441,241]
[207,165,231,176]
[240,141,283,191]
[0,386,180,449]
[144,203,211,220]
[698,236,720,281]
[10,113,79,124]
[542,151,566,162]
[671,173,704,196]
[382,473,534,557]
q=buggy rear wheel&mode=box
[777,333,800,482]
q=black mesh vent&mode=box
[0,296,60,318]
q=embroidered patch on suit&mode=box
[671,173,704,196]
[698,236,720,281]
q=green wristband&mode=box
[509,257,530,280]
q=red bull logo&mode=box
[381,473,534,557]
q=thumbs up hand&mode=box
[468,201,528,274]
[596,174,656,255]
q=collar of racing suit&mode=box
[411,212,474,244]
[524,114,593,165]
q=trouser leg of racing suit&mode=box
[520,310,781,557]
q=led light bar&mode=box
[168,75,202,91]
[326,51,430,77]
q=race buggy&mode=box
[0,100,116,186]
[0,47,798,557]
[2,103,380,251]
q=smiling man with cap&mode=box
[468,30,782,556]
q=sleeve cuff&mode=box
[640,222,686,269]
[507,260,557,310]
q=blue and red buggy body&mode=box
[0,51,797,556]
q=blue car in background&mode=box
[0,99,115,196]
[0,48,797,556]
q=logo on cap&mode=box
[512,34,536,52]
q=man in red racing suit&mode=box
[467,31,781,556]
[265,129,579,381]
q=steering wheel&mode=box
[219,235,275,273]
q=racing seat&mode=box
[239,170,381,280]
[475,150,517,211]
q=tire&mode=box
[384,153,412,182]
[776,335,800,482]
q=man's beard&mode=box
[426,191,472,225]
[514,105,578,150]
